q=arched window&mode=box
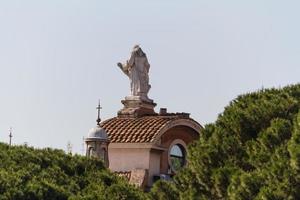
[88,146,95,158]
[101,148,106,159]
[169,144,186,172]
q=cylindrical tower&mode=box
[85,101,109,167]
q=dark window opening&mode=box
[170,144,186,172]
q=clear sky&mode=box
[0,0,299,154]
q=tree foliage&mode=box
[2,84,300,200]
[0,143,145,200]
[150,84,300,200]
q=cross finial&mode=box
[9,127,12,146]
[96,100,102,125]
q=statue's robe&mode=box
[125,52,150,97]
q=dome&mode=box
[86,125,108,141]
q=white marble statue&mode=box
[117,45,151,100]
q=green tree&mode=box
[150,84,300,200]
[0,143,144,200]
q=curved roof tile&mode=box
[101,115,201,143]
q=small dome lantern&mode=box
[87,126,108,141]
[85,100,109,167]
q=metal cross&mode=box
[96,100,102,125]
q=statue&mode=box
[117,45,156,117]
[117,45,151,100]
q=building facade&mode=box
[102,110,202,188]
[86,45,202,189]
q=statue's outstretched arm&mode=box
[117,62,129,76]
[117,51,136,76]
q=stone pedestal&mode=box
[118,96,157,118]
[129,169,148,189]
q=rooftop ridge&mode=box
[100,115,201,143]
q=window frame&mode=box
[168,139,187,173]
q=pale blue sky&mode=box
[0,0,299,154]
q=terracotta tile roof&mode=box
[101,115,200,143]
